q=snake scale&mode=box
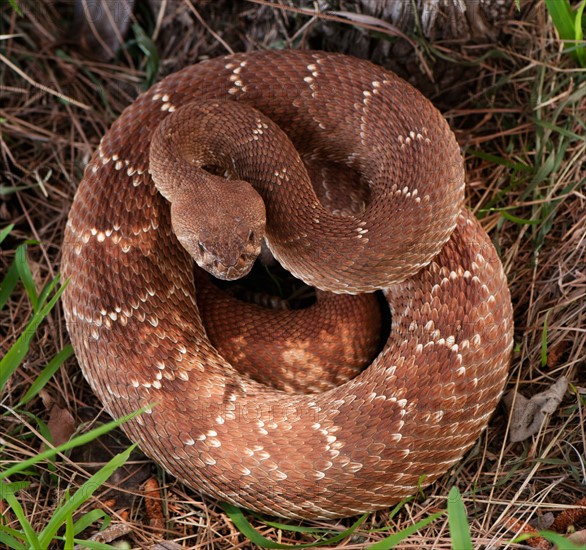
[62,50,514,519]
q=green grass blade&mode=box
[1,482,41,550]
[0,277,67,391]
[73,509,111,536]
[7,0,23,16]
[545,0,586,66]
[0,526,27,550]
[0,408,146,481]
[262,512,367,539]
[37,444,137,547]
[14,244,39,312]
[447,487,473,550]
[131,24,159,88]
[366,511,444,549]
[62,538,121,550]
[0,261,20,311]
[574,0,586,66]
[0,223,14,244]
[535,178,584,252]
[0,185,35,196]
[17,344,74,406]
[546,0,576,40]
[533,117,585,140]
[468,150,532,173]
[37,275,61,311]
[64,507,75,549]
[513,530,586,549]
[499,210,541,225]
[0,481,30,493]
[220,502,367,548]
[387,496,413,521]
[527,149,557,192]
[250,516,333,535]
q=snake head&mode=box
[169,178,266,281]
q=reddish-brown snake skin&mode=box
[62,50,514,519]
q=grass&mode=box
[0,228,153,549]
[0,231,514,547]
[1,0,585,548]
[2,444,135,550]
[545,0,586,67]
[0,230,521,550]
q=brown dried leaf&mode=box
[46,403,76,447]
[73,522,132,550]
[326,10,414,45]
[503,377,568,443]
[566,530,586,546]
[547,340,570,369]
[149,543,183,550]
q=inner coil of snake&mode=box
[62,50,514,519]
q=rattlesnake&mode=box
[62,50,514,519]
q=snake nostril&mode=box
[248,230,255,242]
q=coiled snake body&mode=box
[62,50,513,519]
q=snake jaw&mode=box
[194,237,260,281]
[175,227,263,281]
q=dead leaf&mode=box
[46,403,76,447]
[503,377,568,443]
[537,511,555,531]
[547,340,570,369]
[73,522,132,550]
[326,11,415,46]
[39,389,76,449]
[566,530,586,546]
[150,543,183,550]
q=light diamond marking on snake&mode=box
[304,63,319,98]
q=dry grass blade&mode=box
[247,0,416,46]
